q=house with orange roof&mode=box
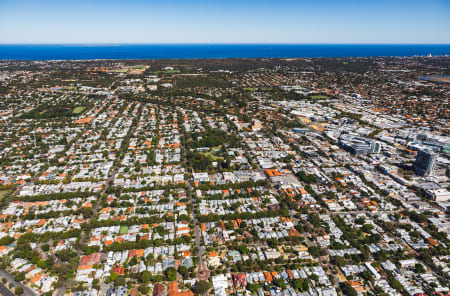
[112,265,125,275]
[264,271,273,283]
[427,237,439,247]
[30,273,44,285]
[299,188,309,195]
[348,281,361,288]
[36,219,46,226]
[168,282,194,296]
[136,249,144,257]
[0,245,11,256]
[82,201,92,208]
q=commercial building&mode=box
[414,149,436,177]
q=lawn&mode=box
[119,225,129,234]
[201,150,224,162]
[0,190,11,201]
[151,70,181,74]
[309,95,330,100]
[243,87,256,92]
[113,69,128,73]
[72,107,85,114]
[162,70,181,74]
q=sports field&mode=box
[310,95,329,100]
[73,107,85,114]
[119,225,129,234]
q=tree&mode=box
[55,249,77,262]
[308,246,320,257]
[294,279,303,290]
[15,286,23,295]
[14,273,25,282]
[373,286,385,295]
[45,256,55,269]
[341,282,357,296]
[141,270,152,283]
[294,278,308,291]
[129,256,138,266]
[193,280,211,295]
[247,283,259,293]
[165,267,177,281]
[267,239,278,248]
[178,266,188,278]
[333,256,346,266]
[390,277,402,291]
[114,276,126,287]
[110,272,119,281]
[139,285,150,294]
[415,263,426,274]
[274,278,286,289]
[37,260,48,269]
[0,236,14,245]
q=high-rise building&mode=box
[414,149,436,177]
[370,141,381,154]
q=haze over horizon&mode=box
[1,0,450,44]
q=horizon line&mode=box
[1,43,450,46]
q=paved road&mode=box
[54,286,65,296]
[186,162,209,281]
[0,283,14,296]
[0,270,36,296]
[79,167,116,254]
[99,282,112,296]
[188,181,209,280]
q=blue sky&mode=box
[0,0,449,44]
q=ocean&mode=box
[0,44,449,60]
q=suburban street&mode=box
[0,282,14,296]
[0,270,36,296]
